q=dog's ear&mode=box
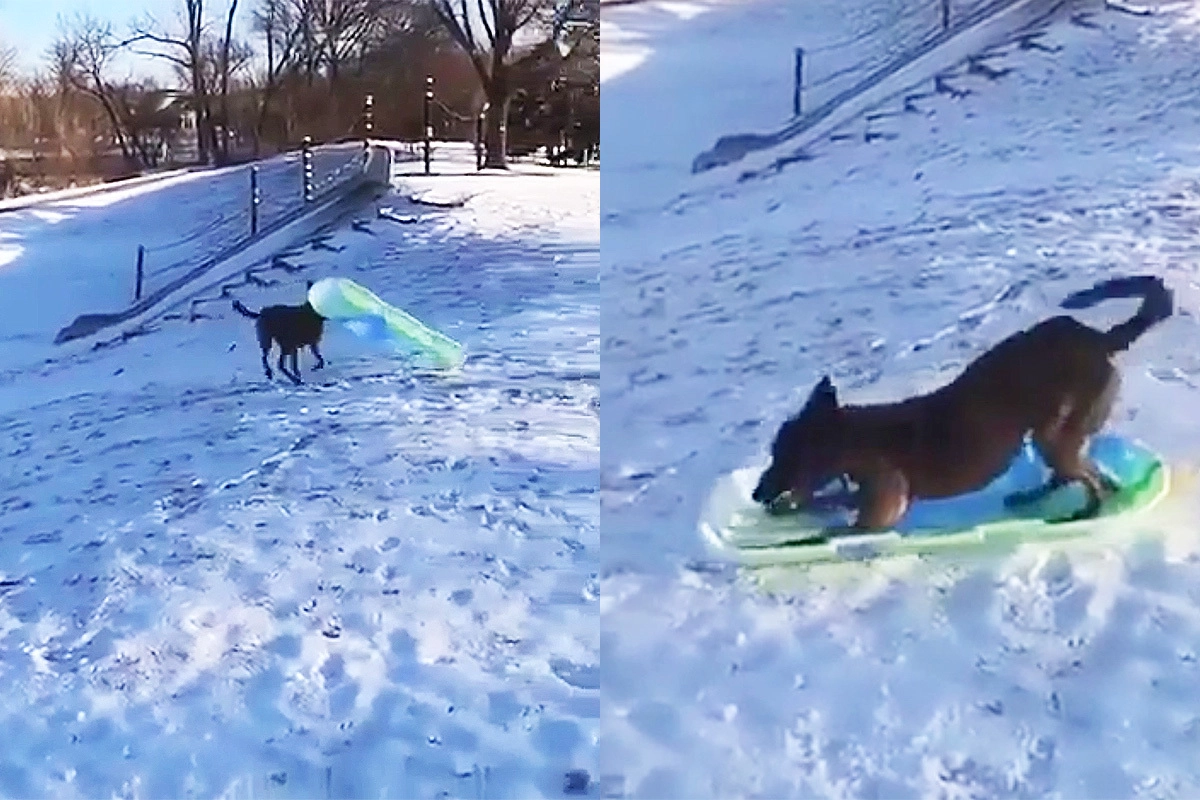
[806,375,838,413]
[305,279,314,290]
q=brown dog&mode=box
[752,275,1173,531]
[232,280,326,384]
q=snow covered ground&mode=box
[602,0,1200,796]
[0,141,598,797]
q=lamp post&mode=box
[250,165,260,235]
[302,135,314,202]
[423,75,433,175]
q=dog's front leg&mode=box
[853,469,911,532]
[805,482,859,513]
[816,471,909,539]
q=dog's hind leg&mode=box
[1048,456,1116,522]
[1008,367,1122,516]
[1026,427,1118,522]
[260,346,274,380]
[310,343,325,370]
[289,350,303,383]
[257,325,274,380]
[1005,445,1121,512]
[1006,426,1115,517]
[1055,370,1123,520]
[278,350,301,384]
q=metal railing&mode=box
[131,140,371,303]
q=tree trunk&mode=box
[285,92,294,142]
[482,68,509,170]
[218,0,239,165]
[191,88,208,164]
[256,14,275,160]
[193,95,209,164]
[206,107,221,162]
[482,94,509,169]
[255,84,277,156]
[91,89,133,163]
[327,56,341,140]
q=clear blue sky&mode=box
[0,0,217,83]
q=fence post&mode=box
[423,75,434,175]
[250,165,260,236]
[793,47,805,117]
[363,93,374,137]
[941,0,950,30]
[135,245,145,302]
[475,105,486,171]
[302,135,314,202]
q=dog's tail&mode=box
[231,299,260,319]
[1060,274,1173,352]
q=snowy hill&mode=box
[603,1,1200,796]
[0,141,598,797]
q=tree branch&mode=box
[432,1,475,54]
[475,0,496,48]
[131,48,194,69]
[127,29,191,49]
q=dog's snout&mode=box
[752,470,775,504]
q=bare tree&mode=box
[35,54,93,161]
[215,0,241,160]
[249,0,304,152]
[130,1,205,161]
[430,0,583,168]
[130,0,251,164]
[51,14,140,164]
[245,0,427,146]
[314,0,401,134]
[310,0,392,83]
[132,1,219,163]
[107,79,171,166]
[0,41,16,93]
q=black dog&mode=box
[752,275,1173,531]
[232,280,326,384]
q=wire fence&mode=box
[131,140,374,303]
[125,66,584,305]
[693,0,1048,173]
[796,0,1025,116]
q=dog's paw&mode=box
[1047,504,1101,525]
[1048,511,1089,525]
